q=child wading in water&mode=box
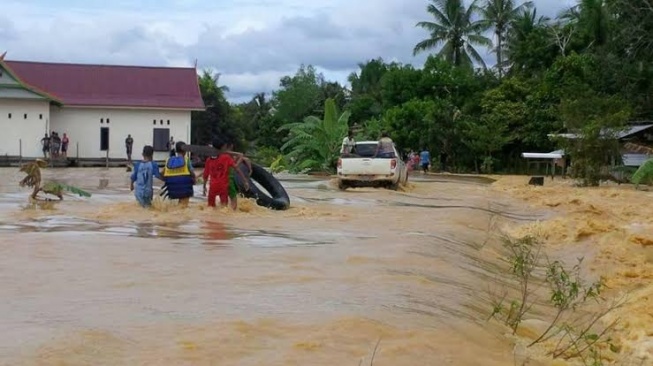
[226,139,252,209]
[130,145,163,208]
[203,138,249,210]
[162,141,196,207]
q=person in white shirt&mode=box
[342,130,356,155]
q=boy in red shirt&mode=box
[203,138,249,209]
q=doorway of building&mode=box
[100,127,110,151]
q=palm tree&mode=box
[198,70,229,107]
[478,0,533,79]
[252,92,266,108]
[505,8,552,72]
[278,98,350,173]
[193,70,231,144]
[558,0,610,48]
[413,0,492,69]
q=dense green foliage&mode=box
[191,0,653,182]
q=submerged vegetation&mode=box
[490,235,625,365]
[190,0,653,182]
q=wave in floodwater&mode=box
[0,215,384,248]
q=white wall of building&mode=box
[0,99,51,157]
[50,107,191,160]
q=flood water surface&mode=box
[0,168,545,365]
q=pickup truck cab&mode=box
[336,141,408,190]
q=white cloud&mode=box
[3,0,571,102]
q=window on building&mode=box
[100,127,110,151]
[167,120,170,125]
[101,118,104,123]
[8,113,11,119]
[39,114,43,120]
[153,128,170,151]
[107,118,110,124]
[153,119,156,125]
[160,119,163,125]
[24,113,27,119]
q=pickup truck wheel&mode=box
[388,182,399,191]
[338,180,349,190]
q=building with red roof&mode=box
[0,56,204,160]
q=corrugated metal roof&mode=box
[548,124,653,140]
[618,124,653,138]
[623,154,652,167]
[4,60,205,110]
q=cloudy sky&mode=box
[2,0,574,102]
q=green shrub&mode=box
[252,146,283,168]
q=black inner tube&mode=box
[234,162,290,210]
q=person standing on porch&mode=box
[125,134,134,163]
[41,133,50,159]
[61,133,69,158]
[51,132,61,158]
[168,136,176,158]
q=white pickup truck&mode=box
[336,141,408,190]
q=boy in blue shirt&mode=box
[130,145,163,208]
[420,148,431,173]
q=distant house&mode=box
[547,123,653,167]
[0,57,204,160]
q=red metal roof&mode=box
[4,60,205,110]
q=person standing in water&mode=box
[202,138,248,209]
[225,138,251,209]
[162,141,196,207]
[420,147,431,174]
[130,145,163,208]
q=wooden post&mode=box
[19,139,22,165]
[76,142,79,161]
[105,149,109,169]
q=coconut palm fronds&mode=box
[41,181,92,198]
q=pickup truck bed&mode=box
[336,141,408,190]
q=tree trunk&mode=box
[497,31,503,79]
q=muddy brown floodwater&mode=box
[0,168,553,365]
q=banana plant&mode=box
[631,159,653,189]
[278,98,350,173]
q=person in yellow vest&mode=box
[161,141,196,206]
